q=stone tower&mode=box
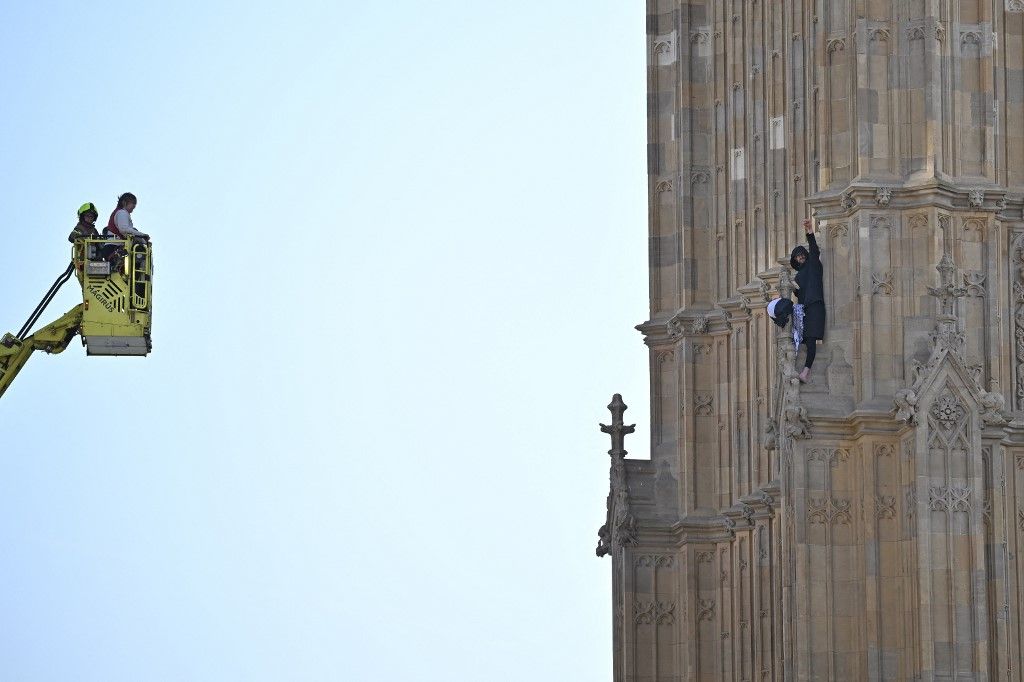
[597,1,1024,680]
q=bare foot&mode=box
[798,368,810,383]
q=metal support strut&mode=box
[16,262,74,340]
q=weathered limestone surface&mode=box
[597,1,1024,680]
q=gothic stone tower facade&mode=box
[597,1,1024,680]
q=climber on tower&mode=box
[789,218,826,383]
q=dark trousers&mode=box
[803,337,820,369]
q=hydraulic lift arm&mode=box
[0,304,83,399]
[1,239,154,402]
[0,262,82,400]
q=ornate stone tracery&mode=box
[928,486,972,514]
[1013,234,1024,406]
[808,498,852,525]
[808,447,849,466]
[872,270,895,296]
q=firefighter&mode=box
[68,202,100,242]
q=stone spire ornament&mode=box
[596,394,637,557]
[928,253,968,318]
[926,253,968,361]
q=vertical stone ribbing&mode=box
[610,0,1024,679]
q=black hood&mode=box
[790,245,809,271]
[768,298,793,328]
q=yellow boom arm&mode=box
[1,238,152,402]
[0,304,84,400]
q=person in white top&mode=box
[104,192,149,243]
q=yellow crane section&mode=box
[0,238,153,400]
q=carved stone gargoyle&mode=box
[782,400,812,439]
[894,388,918,425]
[979,387,1009,427]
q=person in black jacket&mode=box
[790,218,825,383]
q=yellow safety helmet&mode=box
[77,202,98,217]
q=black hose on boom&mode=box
[17,262,75,341]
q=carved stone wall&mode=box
[600,1,1024,680]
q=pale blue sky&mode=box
[0,2,650,679]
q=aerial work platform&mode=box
[0,238,153,399]
[75,238,152,356]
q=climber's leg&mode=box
[799,337,819,383]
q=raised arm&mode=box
[802,218,820,258]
